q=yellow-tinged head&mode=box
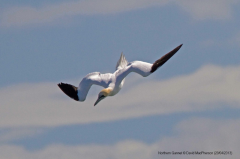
[94,88,112,106]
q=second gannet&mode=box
[58,44,182,106]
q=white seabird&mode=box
[58,44,182,106]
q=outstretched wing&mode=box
[115,44,182,84]
[58,83,79,101]
[115,61,152,85]
[150,44,182,73]
[78,72,112,101]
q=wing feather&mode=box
[115,61,152,85]
[78,72,112,101]
[150,44,182,73]
[116,53,128,70]
[115,44,182,84]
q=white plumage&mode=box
[58,44,182,106]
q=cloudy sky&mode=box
[1,0,240,158]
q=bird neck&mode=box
[101,87,113,96]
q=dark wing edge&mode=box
[58,83,79,101]
[150,44,183,73]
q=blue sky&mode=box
[1,0,240,158]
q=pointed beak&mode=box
[94,96,105,106]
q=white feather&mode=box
[116,53,128,70]
[77,56,152,101]
[77,72,112,101]
[59,44,183,104]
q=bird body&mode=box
[58,44,183,106]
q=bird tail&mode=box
[116,52,128,70]
[58,83,79,101]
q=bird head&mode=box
[94,88,111,106]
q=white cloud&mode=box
[175,0,238,20]
[0,65,240,128]
[0,0,169,26]
[0,128,45,142]
[0,118,239,159]
[0,0,238,26]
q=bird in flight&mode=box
[58,44,182,106]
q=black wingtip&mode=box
[150,44,183,73]
[58,82,79,101]
[172,44,183,53]
[177,44,183,49]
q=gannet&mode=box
[58,44,182,106]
